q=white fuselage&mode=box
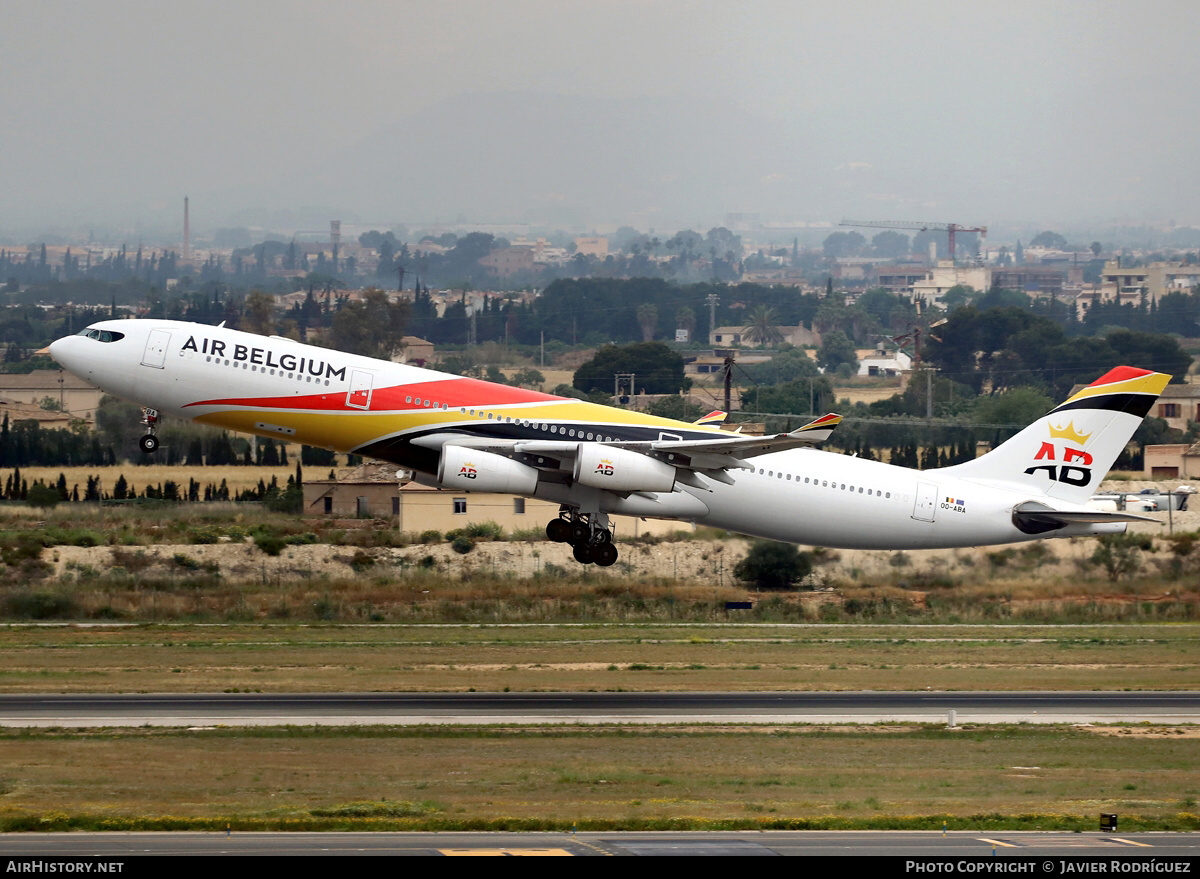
[49,319,1119,551]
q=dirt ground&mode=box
[45,478,1200,586]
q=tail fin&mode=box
[939,366,1171,503]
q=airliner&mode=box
[48,319,1170,567]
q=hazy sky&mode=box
[3,0,1199,238]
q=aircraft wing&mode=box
[410,413,842,490]
[648,413,842,458]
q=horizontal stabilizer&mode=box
[1012,500,1160,535]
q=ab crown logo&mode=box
[1024,421,1093,486]
[459,462,478,480]
[594,459,615,477]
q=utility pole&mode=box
[705,293,719,340]
[723,356,734,413]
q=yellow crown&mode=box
[1048,421,1090,445]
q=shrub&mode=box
[26,483,60,509]
[450,536,474,554]
[252,530,287,557]
[733,541,812,590]
[1089,533,1147,581]
[4,590,76,619]
[463,521,504,540]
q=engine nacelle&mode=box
[573,443,677,492]
[438,446,539,494]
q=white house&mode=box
[857,346,912,377]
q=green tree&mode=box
[573,342,688,396]
[740,344,820,386]
[26,481,59,509]
[636,303,658,342]
[1089,533,1148,581]
[645,395,703,422]
[742,305,785,347]
[816,330,858,373]
[242,291,276,336]
[326,288,410,359]
[509,368,545,389]
[971,387,1055,445]
[870,230,910,259]
[1030,231,1068,250]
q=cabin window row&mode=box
[458,408,618,443]
[756,466,891,499]
[203,355,331,386]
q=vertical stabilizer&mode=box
[938,366,1171,503]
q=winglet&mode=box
[693,410,728,425]
[788,413,842,443]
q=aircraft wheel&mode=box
[570,522,590,545]
[572,543,595,565]
[593,530,612,544]
[139,434,159,454]
[546,519,571,543]
[593,542,618,567]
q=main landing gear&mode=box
[138,408,161,454]
[546,509,618,567]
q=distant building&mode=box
[394,336,434,366]
[709,326,821,348]
[1097,260,1200,306]
[478,246,535,278]
[874,265,931,295]
[1143,442,1200,479]
[856,346,912,377]
[573,236,608,258]
[0,369,103,420]
[302,461,685,537]
[0,398,77,427]
[990,266,1074,300]
[910,262,990,305]
[1152,383,1200,433]
[740,268,811,289]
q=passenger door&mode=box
[140,329,171,369]
[912,482,938,522]
[346,369,373,409]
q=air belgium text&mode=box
[181,336,346,381]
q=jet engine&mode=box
[438,446,539,494]
[573,443,677,492]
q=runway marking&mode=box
[978,838,1022,847]
[437,848,573,856]
[1109,838,1153,847]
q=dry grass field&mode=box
[20,464,306,497]
[0,723,1196,831]
[1,622,1197,694]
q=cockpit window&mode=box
[76,328,125,343]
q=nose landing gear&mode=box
[546,509,618,567]
[138,408,160,454]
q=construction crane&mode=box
[841,219,987,264]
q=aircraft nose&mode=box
[48,334,85,376]
[48,335,68,364]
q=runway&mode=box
[4,830,1200,857]
[1,690,1197,727]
